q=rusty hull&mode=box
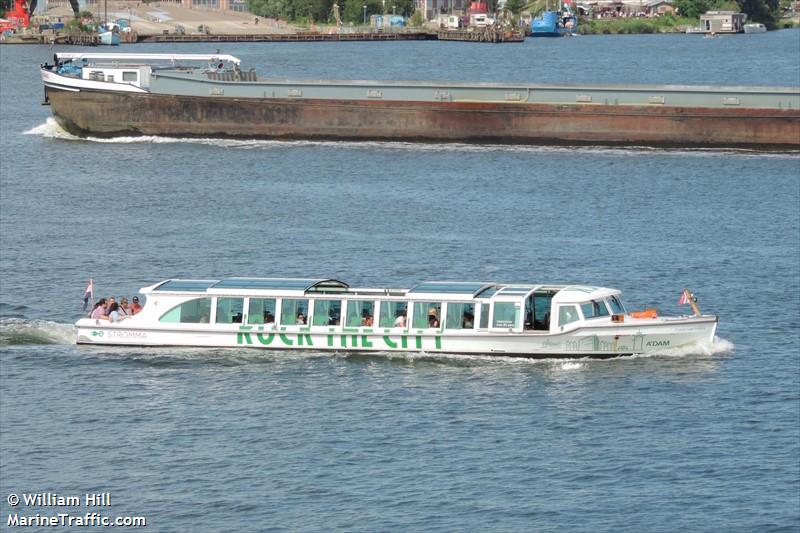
[46,87,800,149]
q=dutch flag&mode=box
[679,289,691,306]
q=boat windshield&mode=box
[581,300,610,319]
[608,295,625,314]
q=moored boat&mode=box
[40,53,800,149]
[743,23,767,34]
[530,5,577,37]
[76,278,718,358]
[98,24,121,46]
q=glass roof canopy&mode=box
[151,278,551,298]
[154,278,349,293]
[153,280,218,292]
[408,282,494,296]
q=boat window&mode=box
[559,305,580,327]
[159,297,212,324]
[345,300,374,327]
[379,301,407,328]
[247,298,276,325]
[479,303,489,328]
[445,302,475,330]
[608,296,626,314]
[122,71,138,82]
[492,302,519,329]
[281,298,309,325]
[216,297,244,324]
[580,300,610,319]
[312,299,342,326]
[412,301,442,329]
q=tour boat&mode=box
[76,278,718,358]
[39,53,800,149]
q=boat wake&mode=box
[24,119,798,158]
[0,317,75,346]
[342,335,735,367]
[631,336,734,359]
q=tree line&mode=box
[673,0,782,26]
[247,0,415,24]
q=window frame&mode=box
[379,300,409,329]
[246,297,276,325]
[158,297,213,324]
[344,299,376,328]
[490,300,522,331]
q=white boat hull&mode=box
[75,316,717,358]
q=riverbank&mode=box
[1,0,798,44]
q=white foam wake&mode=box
[23,119,798,158]
[0,318,76,345]
[637,336,735,358]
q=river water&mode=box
[1,33,799,531]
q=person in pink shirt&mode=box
[90,298,108,319]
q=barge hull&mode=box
[46,87,800,149]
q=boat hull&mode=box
[45,85,800,149]
[98,31,120,45]
[75,316,718,358]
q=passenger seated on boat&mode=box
[90,298,108,319]
[394,313,406,327]
[130,296,142,315]
[107,302,127,323]
[427,308,440,328]
[296,312,306,325]
[119,297,131,316]
[361,314,373,327]
[462,312,474,329]
[264,311,275,325]
[232,312,243,323]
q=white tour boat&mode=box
[76,278,718,358]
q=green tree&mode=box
[504,0,525,14]
[672,0,709,18]
[248,0,289,19]
[387,0,414,17]
[737,0,780,26]
[342,0,381,23]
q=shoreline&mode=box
[1,0,795,45]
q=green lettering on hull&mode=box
[236,326,441,351]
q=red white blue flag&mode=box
[82,279,93,311]
[679,290,690,305]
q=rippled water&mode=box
[1,35,799,531]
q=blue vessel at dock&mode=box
[531,4,578,36]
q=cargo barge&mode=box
[41,53,800,149]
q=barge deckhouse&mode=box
[76,277,719,358]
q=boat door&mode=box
[525,291,556,331]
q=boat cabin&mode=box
[699,11,747,33]
[48,53,242,91]
[138,278,628,335]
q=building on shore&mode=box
[45,0,250,13]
